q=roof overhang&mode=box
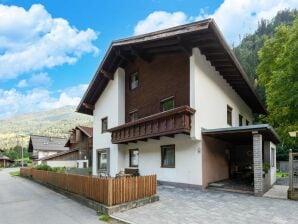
[202,124,280,144]
[77,19,266,115]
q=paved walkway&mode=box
[0,168,103,224]
[264,185,289,199]
[114,185,298,224]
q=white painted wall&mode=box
[92,68,125,176]
[270,142,276,185]
[45,160,77,167]
[190,48,254,140]
[121,135,202,186]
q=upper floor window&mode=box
[227,105,232,126]
[101,117,108,133]
[160,97,175,112]
[161,145,175,168]
[129,110,138,122]
[130,72,139,90]
[239,114,243,126]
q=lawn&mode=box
[276,171,289,178]
[9,171,20,176]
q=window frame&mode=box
[129,72,139,90]
[161,144,175,168]
[239,114,243,126]
[160,96,175,112]
[129,110,139,122]
[129,149,139,167]
[97,150,108,171]
[227,105,233,126]
[101,117,108,133]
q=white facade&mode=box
[92,47,270,188]
[38,151,59,159]
[45,160,77,168]
[92,68,125,176]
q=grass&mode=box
[96,211,110,223]
[9,171,20,176]
[99,215,111,222]
[276,171,289,178]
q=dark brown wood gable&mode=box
[77,19,266,115]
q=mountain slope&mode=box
[0,106,92,150]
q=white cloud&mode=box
[0,4,99,80]
[17,72,52,88]
[0,84,88,118]
[134,11,189,35]
[196,0,298,45]
[133,0,298,44]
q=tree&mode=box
[257,17,298,159]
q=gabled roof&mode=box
[77,19,266,115]
[77,126,93,137]
[0,155,13,162]
[28,135,69,152]
[64,125,93,147]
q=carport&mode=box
[202,124,280,196]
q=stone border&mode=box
[21,176,159,216]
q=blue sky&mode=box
[0,0,297,118]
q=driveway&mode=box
[113,185,298,224]
[0,168,103,224]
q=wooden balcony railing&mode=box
[108,106,196,144]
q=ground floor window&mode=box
[129,149,139,167]
[161,145,175,168]
[271,147,275,167]
[97,150,107,171]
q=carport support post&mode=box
[253,131,263,196]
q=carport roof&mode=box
[202,124,280,144]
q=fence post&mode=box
[289,149,293,192]
[107,178,113,206]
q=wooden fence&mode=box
[20,168,157,206]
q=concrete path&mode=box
[264,185,289,200]
[114,185,298,224]
[0,168,103,224]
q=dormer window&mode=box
[130,72,139,90]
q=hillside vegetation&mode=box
[0,106,92,150]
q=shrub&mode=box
[35,164,52,171]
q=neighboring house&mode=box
[65,126,93,167]
[28,135,69,163]
[38,126,92,168]
[77,19,280,196]
[0,156,13,168]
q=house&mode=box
[0,155,13,168]
[39,126,93,168]
[77,19,280,196]
[28,135,69,163]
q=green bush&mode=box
[51,167,66,173]
[263,163,270,174]
[35,164,52,171]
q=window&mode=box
[130,72,139,90]
[161,145,175,168]
[246,120,250,126]
[129,149,139,167]
[97,151,107,170]
[271,147,275,167]
[227,105,232,126]
[101,117,108,133]
[129,110,138,122]
[239,114,243,126]
[160,97,175,112]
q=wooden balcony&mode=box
[109,106,196,144]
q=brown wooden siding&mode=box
[125,53,189,122]
[68,134,93,166]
